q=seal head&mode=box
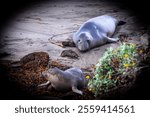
[75,32,92,51]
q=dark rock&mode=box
[2,52,50,97]
[49,60,71,70]
[62,41,76,47]
[61,50,79,59]
[20,52,49,71]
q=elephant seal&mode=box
[38,67,87,95]
[73,15,126,51]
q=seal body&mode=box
[73,15,120,51]
[39,67,87,95]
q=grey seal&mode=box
[38,67,87,95]
[73,15,126,51]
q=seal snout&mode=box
[74,32,91,52]
[77,39,90,52]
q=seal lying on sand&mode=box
[73,15,126,51]
[38,67,87,95]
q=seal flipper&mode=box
[105,36,119,43]
[72,86,83,95]
[38,81,50,87]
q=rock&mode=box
[5,52,50,95]
[61,50,79,59]
[49,60,71,70]
[20,52,49,71]
[62,41,76,47]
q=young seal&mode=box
[38,67,87,95]
[73,15,126,51]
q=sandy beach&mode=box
[0,0,148,68]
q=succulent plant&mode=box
[88,43,138,96]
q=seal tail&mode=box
[117,20,126,26]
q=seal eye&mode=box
[87,40,90,45]
[78,39,82,43]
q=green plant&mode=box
[88,43,138,96]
